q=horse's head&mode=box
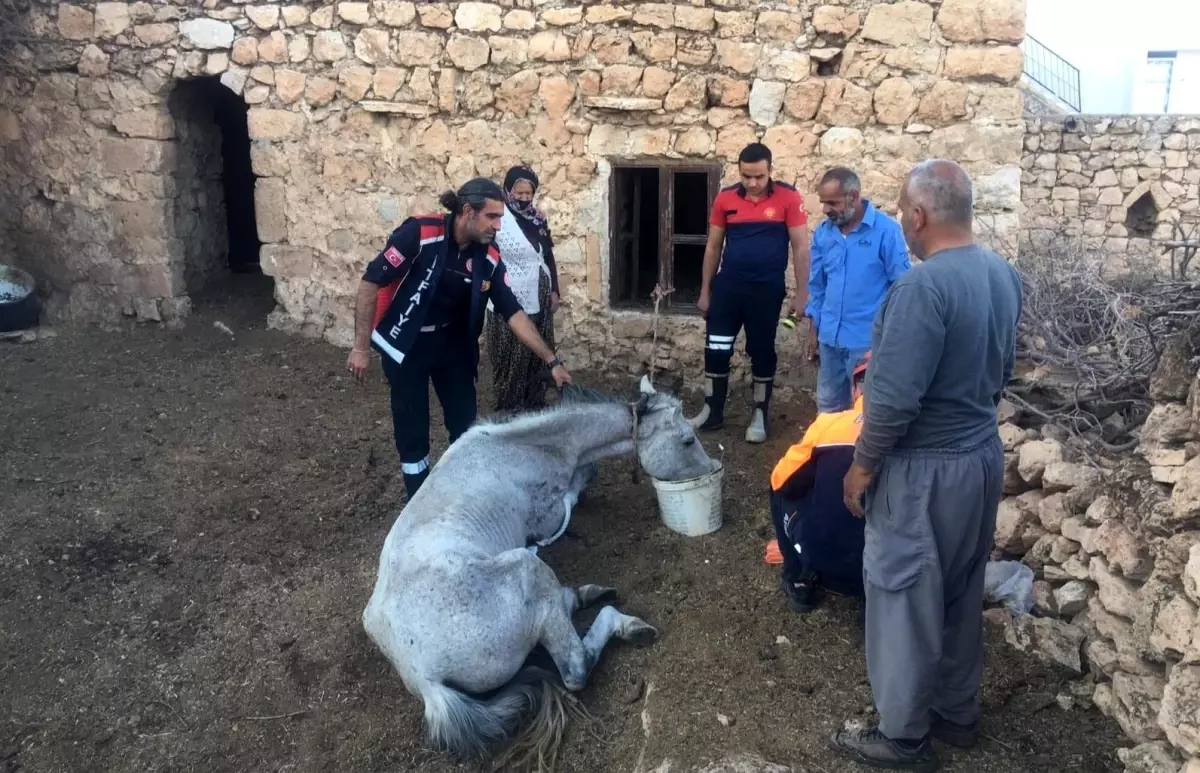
[633,375,720,482]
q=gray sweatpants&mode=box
[863,436,1004,740]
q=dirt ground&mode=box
[1,278,1125,773]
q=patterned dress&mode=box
[486,203,559,412]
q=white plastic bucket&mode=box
[652,463,724,537]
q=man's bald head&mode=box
[897,159,976,259]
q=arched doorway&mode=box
[167,77,273,317]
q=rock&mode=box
[1150,594,1198,660]
[997,398,1020,424]
[313,30,347,62]
[375,0,415,27]
[180,19,235,49]
[1038,492,1071,533]
[1022,533,1056,569]
[861,1,933,46]
[1142,404,1197,447]
[995,496,1038,554]
[1112,672,1168,744]
[813,5,861,38]
[1092,556,1142,620]
[454,2,502,32]
[1186,545,1200,603]
[446,34,490,70]
[1061,516,1098,554]
[1003,453,1027,495]
[78,45,111,77]
[94,2,132,38]
[717,713,735,728]
[247,108,304,141]
[1117,742,1182,773]
[354,29,390,65]
[1161,665,1200,755]
[246,5,281,30]
[1033,580,1057,616]
[1050,536,1082,564]
[748,79,786,127]
[936,0,1026,44]
[1170,458,1200,524]
[819,127,864,158]
[874,77,918,125]
[1094,519,1153,581]
[1005,613,1086,673]
[1054,581,1095,617]
[1042,462,1102,493]
[58,5,96,41]
[338,2,371,24]
[1086,596,1161,677]
[1084,495,1120,526]
[1018,439,1065,486]
[943,46,1024,84]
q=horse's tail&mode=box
[422,665,595,772]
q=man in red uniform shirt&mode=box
[690,143,811,443]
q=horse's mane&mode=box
[471,383,676,436]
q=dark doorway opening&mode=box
[609,162,721,312]
[168,77,272,315]
[1125,191,1159,239]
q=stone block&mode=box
[943,46,1024,84]
[819,127,865,158]
[275,70,305,103]
[1018,438,1064,486]
[1054,581,1094,616]
[261,244,313,279]
[1117,742,1182,773]
[748,79,786,127]
[78,45,111,77]
[257,31,287,63]
[1149,594,1198,660]
[995,496,1037,554]
[454,2,502,32]
[374,0,414,26]
[530,31,571,62]
[313,30,348,61]
[1161,665,1200,754]
[675,6,715,32]
[247,108,305,140]
[861,1,933,46]
[110,200,170,240]
[817,78,873,127]
[813,5,861,37]
[255,178,288,243]
[354,29,390,65]
[1091,556,1142,620]
[95,2,132,38]
[246,5,281,30]
[1185,545,1200,603]
[179,18,234,49]
[715,40,761,75]
[338,2,371,24]
[633,3,675,29]
[101,137,169,173]
[1112,672,1168,744]
[394,31,443,66]
[936,0,1026,43]
[114,108,175,140]
[58,5,95,40]
[1004,613,1086,673]
[1042,461,1102,493]
[282,5,310,26]
[1171,458,1200,525]
[874,77,918,125]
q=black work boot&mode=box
[402,469,429,500]
[746,376,773,443]
[930,713,980,749]
[690,374,728,432]
[831,726,940,772]
[781,574,822,613]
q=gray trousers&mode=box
[863,436,1003,740]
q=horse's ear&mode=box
[639,374,656,395]
[634,392,651,416]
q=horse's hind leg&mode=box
[540,595,657,692]
[575,585,617,610]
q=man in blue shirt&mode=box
[805,167,910,413]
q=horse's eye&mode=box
[683,436,696,447]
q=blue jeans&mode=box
[816,344,869,413]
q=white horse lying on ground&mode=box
[362,376,718,770]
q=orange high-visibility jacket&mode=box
[769,394,865,493]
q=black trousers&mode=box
[703,277,786,380]
[380,325,477,495]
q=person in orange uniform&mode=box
[767,354,870,619]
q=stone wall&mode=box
[995,373,1200,771]
[0,0,1027,390]
[1021,116,1200,267]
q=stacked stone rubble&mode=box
[1021,116,1200,266]
[994,372,1200,771]
[0,0,1027,393]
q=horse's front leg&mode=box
[539,590,657,692]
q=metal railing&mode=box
[1022,35,1082,113]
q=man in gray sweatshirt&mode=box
[830,160,1023,772]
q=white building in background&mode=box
[1024,0,1200,114]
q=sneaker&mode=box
[780,575,822,613]
[930,713,980,749]
[830,726,940,772]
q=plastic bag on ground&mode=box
[983,560,1035,614]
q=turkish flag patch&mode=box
[384,246,405,267]
[504,272,511,286]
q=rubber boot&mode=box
[745,377,773,443]
[403,469,429,500]
[689,374,728,432]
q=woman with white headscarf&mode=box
[486,165,561,412]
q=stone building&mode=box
[1021,115,1200,271]
[0,0,1026,387]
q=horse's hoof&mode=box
[623,621,659,647]
[578,585,618,608]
